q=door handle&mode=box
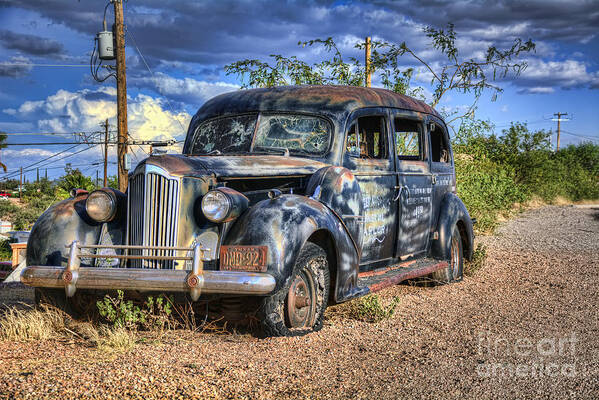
[393,186,409,201]
[432,175,437,185]
[393,185,402,201]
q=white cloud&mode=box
[518,86,555,94]
[7,87,192,141]
[519,59,599,89]
[0,55,32,78]
[130,73,239,105]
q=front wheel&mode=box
[431,226,463,284]
[258,242,330,337]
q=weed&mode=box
[97,326,136,353]
[349,295,401,323]
[96,290,175,331]
[464,243,487,276]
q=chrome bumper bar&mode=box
[20,241,276,300]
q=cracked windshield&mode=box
[190,114,331,156]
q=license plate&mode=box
[220,246,268,272]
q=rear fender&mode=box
[430,193,474,261]
[223,194,360,302]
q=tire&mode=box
[258,242,330,337]
[431,225,463,284]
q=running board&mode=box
[357,258,448,294]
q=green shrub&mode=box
[96,290,174,331]
[454,119,599,232]
[349,295,400,323]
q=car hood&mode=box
[135,154,330,178]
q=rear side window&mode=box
[394,118,422,160]
[345,116,387,159]
[430,123,450,163]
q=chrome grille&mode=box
[128,168,180,269]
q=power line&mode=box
[125,26,187,135]
[4,141,117,146]
[0,63,88,67]
[1,144,102,180]
[560,130,599,142]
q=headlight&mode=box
[86,190,117,222]
[201,190,231,222]
[201,188,249,223]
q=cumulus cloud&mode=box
[5,86,192,141]
[517,59,599,91]
[0,56,33,78]
[0,29,64,56]
[129,73,238,105]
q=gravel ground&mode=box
[0,205,598,399]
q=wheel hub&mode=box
[286,270,316,328]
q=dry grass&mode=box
[0,305,68,341]
[97,326,136,353]
[0,305,137,353]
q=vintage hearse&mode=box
[23,85,474,336]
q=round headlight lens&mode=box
[86,190,116,222]
[201,190,231,222]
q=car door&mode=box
[343,108,398,265]
[426,115,455,231]
[392,111,434,258]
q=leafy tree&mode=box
[56,166,95,198]
[225,24,535,125]
[107,175,119,190]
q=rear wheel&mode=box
[258,242,330,337]
[431,226,463,284]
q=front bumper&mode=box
[21,241,276,300]
[21,266,276,296]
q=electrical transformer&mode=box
[97,30,115,60]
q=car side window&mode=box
[394,118,422,160]
[345,115,387,159]
[430,123,450,163]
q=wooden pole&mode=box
[114,0,129,192]
[553,112,568,152]
[103,118,109,187]
[365,36,372,87]
[19,167,22,201]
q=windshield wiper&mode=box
[253,146,289,157]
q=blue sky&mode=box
[0,0,598,181]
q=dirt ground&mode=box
[0,205,598,399]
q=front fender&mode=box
[223,194,359,302]
[430,193,474,261]
[26,192,126,267]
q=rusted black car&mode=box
[23,86,474,336]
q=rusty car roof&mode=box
[190,85,441,123]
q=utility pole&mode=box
[365,36,372,87]
[553,112,568,152]
[102,118,109,187]
[19,167,22,201]
[36,168,39,183]
[113,0,129,192]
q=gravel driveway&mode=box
[1,205,598,399]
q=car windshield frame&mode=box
[187,112,333,157]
